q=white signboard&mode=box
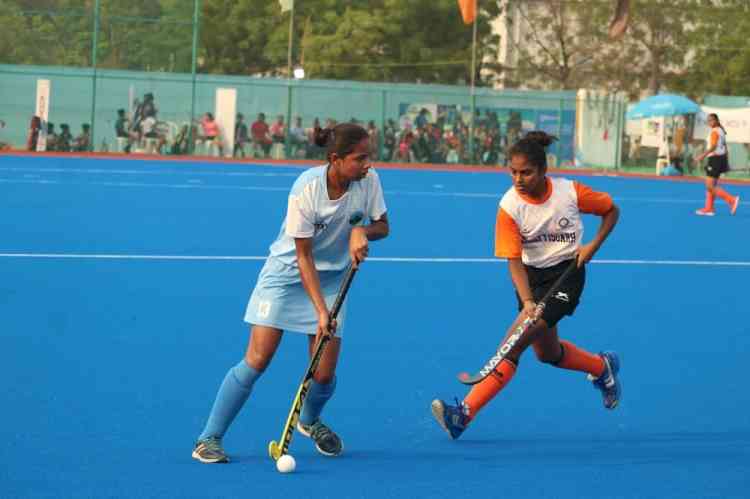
[693,106,750,144]
[35,79,51,152]
[215,88,237,157]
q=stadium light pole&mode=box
[90,0,100,151]
[189,0,201,154]
[284,1,295,158]
[468,13,477,164]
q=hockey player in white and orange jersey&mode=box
[432,131,621,440]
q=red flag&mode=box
[457,0,476,25]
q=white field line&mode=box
[0,253,749,267]
[0,177,730,204]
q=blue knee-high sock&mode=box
[198,359,261,441]
[299,376,337,426]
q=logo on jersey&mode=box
[554,291,570,302]
[558,217,571,229]
[349,211,364,225]
[313,222,328,235]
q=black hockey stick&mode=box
[457,259,578,385]
[268,264,357,461]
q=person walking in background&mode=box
[694,113,740,216]
[192,123,389,464]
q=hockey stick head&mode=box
[268,440,282,461]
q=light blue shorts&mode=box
[244,258,349,337]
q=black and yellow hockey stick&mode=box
[268,264,357,461]
[457,259,578,385]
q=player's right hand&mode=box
[521,300,536,320]
[315,310,337,343]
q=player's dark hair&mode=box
[314,123,369,162]
[509,130,558,170]
[708,113,727,135]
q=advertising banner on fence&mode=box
[693,106,750,144]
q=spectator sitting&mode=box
[234,113,249,158]
[199,112,223,156]
[415,108,429,130]
[140,115,168,154]
[250,113,271,158]
[270,115,286,143]
[27,115,42,151]
[57,123,72,152]
[383,119,397,161]
[115,108,131,153]
[46,123,58,151]
[305,117,322,159]
[367,120,380,160]
[169,124,189,155]
[397,128,414,162]
[289,116,306,158]
[0,119,9,151]
[72,124,91,152]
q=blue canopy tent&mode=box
[626,94,701,174]
[626,94,701,120]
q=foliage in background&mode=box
[4,0,750,98]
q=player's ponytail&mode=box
[708,113,727,136]
[314,123,369,163]
[509,130,558,171]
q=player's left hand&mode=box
[349,227,369,268]
[577,244,597,267]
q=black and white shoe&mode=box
[297,420,344,456]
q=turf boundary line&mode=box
[2,150,749,186]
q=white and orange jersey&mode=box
[707,126,727,157]
[495,177,613,268]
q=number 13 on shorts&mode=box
[257,300,272,319]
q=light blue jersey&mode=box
[244,165,387,335]
[269,165,387,271]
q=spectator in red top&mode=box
[251,113,271,158]
[270,115,286,144]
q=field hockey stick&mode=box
[457,259,579,385]
[268,264,358,461]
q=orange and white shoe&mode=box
[731,196,740,216]
[695,208,715,216]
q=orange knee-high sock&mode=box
[463,359,516,420]
[704,191,715,211]
[714,187,735,205]
[555,340,605,377]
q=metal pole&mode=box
[285,2,294,158]
[189,0,201,154]
[469,14,477,164]
[380,89,387,161]
[90,0,100,151]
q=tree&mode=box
[670,0,750,98]
[199,0,501,85]
[505,0,610,90]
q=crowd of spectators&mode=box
[15,96,527,166]
[26,116,90,152]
